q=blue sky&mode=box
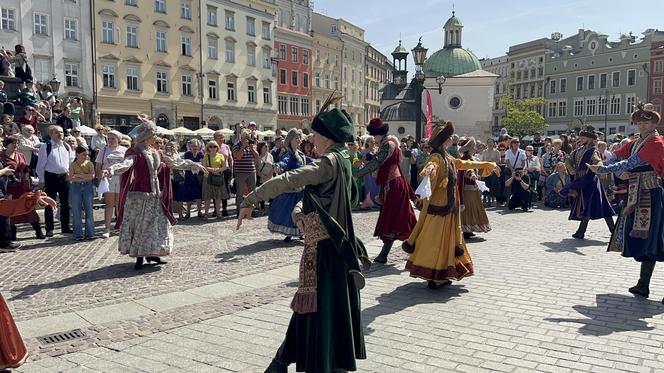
[314,0,664,66]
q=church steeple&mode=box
[443,11,463,48]
[391,40,409,86]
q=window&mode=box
[278,95,287,114]
[627,69,636,86]
[523,70,529,80]
[34,59,50,82]
[181,34,192,56]
[226,82,236,101]
[574,98,584,116]
[156,71,168,93]
[586,97,597,116]
[301,98,310,116]
[181,75,193,96]
[262,47,271,69]
[327,53,331,64]
[654,80,662,95]
[303,73,309,88]
[156,31,167,52]
[315,72,320,87]
[225,11,235,31]
[1,9,16,30]
[516,87,521,99]
[303,50,309,65]
[612,71,620,87]
[516,71,522,81]
[261,21,271,39]
[292,47,298,63]
[548,102,557,117]
[208,37,218,59]
[586,75,595,90]
[102,64,116,88]
[315,99,321,113]
[208,80,217,99]
[576,76,584,91]
[279,69,286,85]
[64,18,78,40]
[64,63,78,87]
[558,100,567,117]
[102,21,114,44]
[126,67,139,91]
[155,0,166,13]
[626,95,636,114]
[291,71,298,86]
[34,13,48,35]
[263,86,271,104]
[315,49,320,62]
[324,75,330,89]
[207,6,217,26]
[598,97,607,115]
[244,44,255,66]
[279,45,286,60]
[290,97,299,115]
[248,84,256,103]
[610,96,621,115]
[599,73,607,89]
[561,79,568,93]
[246,17,255,35]
[225,39,235,62]
[331,24,337,34]
[126,0,137,5]
[334,76,339,90]
[655,60,664,74]
[181,1,191,19]
[126,26,138,48]
[549,80,556,94]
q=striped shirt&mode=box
[232,143,256,173]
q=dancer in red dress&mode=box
[355,118,417,263]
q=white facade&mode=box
[481,55,510,134]
[0,0,93,100]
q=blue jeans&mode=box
[69,182,94,238]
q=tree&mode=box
[499,93,547,139]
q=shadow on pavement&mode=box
[545,293,664,335]
[362,282,468,335]
[541,238,606,256]
[9,263,161,300]
[215,239,302,263]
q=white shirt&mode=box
[505,148,526,169]
[36,140,72,181]
[524,155,541,172]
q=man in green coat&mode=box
[237,101,369,373]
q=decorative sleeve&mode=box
[108,156,135,176]
[420,153,446,188]
[355,140,395,178]
[162,154,200,171]
[241,156,336,208]
[597,154,647,175]
[454,158,496,177]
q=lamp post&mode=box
[412,38,428,141]
[603,90,615,137]
[49,75,61,95]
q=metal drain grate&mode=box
[37,329,86,345]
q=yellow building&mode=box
[93,0,202,131]
[311,30,342,116]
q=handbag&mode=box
[206,155,225,186]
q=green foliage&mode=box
[499,94,548,138]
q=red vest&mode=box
[375,136,402,186]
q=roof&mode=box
[380,81,419,101]
[423,47,481,77]
[381,102,425,122]
[444,12,463,28]
[392,40,408,55]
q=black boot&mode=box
[284,236,292,243]
[572,220,589,239]
[10,225,17,241]
[32,223,45,239]
[629,261,655,298]
[264,359,287,373]
[463,232,475,239]
[605,217,616,232]
[222,199,229,216]
[134,257,144,270]
[374,241,393,264]
[146,257,168,265]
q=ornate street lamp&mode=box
[49,75,61,95]
[412,38,428,141]
[436,75,447,94]
[411,37,428,66]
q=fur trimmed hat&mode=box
[429,121,455,150]
[367,118,389,136]
[631,102,661,124]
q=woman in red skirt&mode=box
[355,118,417,263]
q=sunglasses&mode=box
[155,142,163,145]
[208,145,218,149]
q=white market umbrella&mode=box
[171,127,196,136]
[262,130,276,137]
[219,128,234,135]
[156,126,174,136]
[75,125,96,136]
[195,127,215,136]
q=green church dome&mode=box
[423,47,481,77]
[444,14,463,28]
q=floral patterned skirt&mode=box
[118,192,173,257]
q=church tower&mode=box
[443,11,463,48]
[391,40,409,87]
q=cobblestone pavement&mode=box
[8,204,664,372]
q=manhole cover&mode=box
[37,329,86,345]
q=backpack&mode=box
[46,140,71,156]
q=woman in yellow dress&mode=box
[403,121,499,289]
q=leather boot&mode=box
[373,241,393,264]
[10,225,17,241]
[32,222,45,239]
[629,261,655,298]
[134,257,144,270]
[572,220,589,239]
[605,217,615,232]
[264,359,287,373]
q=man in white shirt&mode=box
[36,125,73,236]
[524,145,542,200]
[505,138,526,171]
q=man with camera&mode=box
[506,167,532,212]
[231,129,259,215]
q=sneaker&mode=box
[102,231,111,238]
[0,242,22,251]
[45,230,54,237]
[74,236,84,241]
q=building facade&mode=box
[274,0,313,130]
[545,30,651,136]
[93,0,202,131]
[201,0,278,131]
[365,45,389,124]
[650,30,664,124]
[310,26,342,120]
[480,55,509,135]
[506,37,551,120]
[0,0,93,117]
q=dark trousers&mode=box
[637,261,657,288]
[0,215,12,247]
[44,171,70,232]
[575,217,615,235]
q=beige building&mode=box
[201,0,278,130]
[312,12,367,134]
[480,55,510,135]
[365,45,390,124]
[93,0,203,131]
[311,28,342,117]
